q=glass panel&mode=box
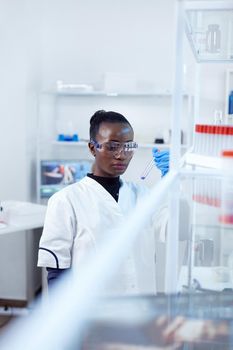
[178,173,233,293]
[81,293,233,349]
[185,9,233,61]
[79,173,233,349]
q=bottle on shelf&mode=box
[56,120,79,142]
[206,24,221,53]
[214,110,223,125]
[228,91,233,124]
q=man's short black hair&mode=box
[89,110,132,140]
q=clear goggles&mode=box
[90,140,138,156]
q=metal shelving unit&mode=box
[166,0,233,294]
[36,87,191,202]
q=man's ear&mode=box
[88,142,96,157]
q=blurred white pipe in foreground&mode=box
[0,170,178,350]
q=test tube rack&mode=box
[193,124,233,157]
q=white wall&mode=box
[0,0,42,201]
[0,0,230,200]
[40,0,176,90]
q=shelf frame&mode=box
[184,0,233,63]
[184,152,222,169]
[166,0,233,294]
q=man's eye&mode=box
[124,143,132,150]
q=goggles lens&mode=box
[91,140,138,155]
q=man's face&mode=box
[89,122,135,177]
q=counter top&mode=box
[0,201,46,235]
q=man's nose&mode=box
[114,147,126,159]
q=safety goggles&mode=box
[90,140,138,157]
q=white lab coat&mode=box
[38,176,167,295]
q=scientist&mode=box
[37,110,169,294]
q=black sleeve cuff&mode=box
[46,267,68,287]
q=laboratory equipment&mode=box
[214,110,223,124]
[193,124,233,156]
[140,158,155,180]
[206,24,221,53]
[228,90,233,115]
[57,133,79,142]
[56,80,94,93]
[192,177,221,207]
[56,119,79,142]
[154,129,165,143]
[140,148,170,180]
[141,148,161,180]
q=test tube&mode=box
[214,109,223,125]
[140,159,155,180]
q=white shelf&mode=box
[138,143,170,149]
[42,90,190,98]
[185,152,222,169]
[138,143,188,149]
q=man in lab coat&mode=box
[38,110,170,295]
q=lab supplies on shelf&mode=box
[56,119,79,142]
[228,90,233,115]
[56,80,94,93]
[193,124,233,156]
[185,1,233,62]
[192,177,221,207]
[191,152,233,223]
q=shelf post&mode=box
[165,0,185,294]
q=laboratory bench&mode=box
[0,201,46,314]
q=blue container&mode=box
[58,134,65,141]
[57,134,79,142]
[72,134,79,142]
[228,91,233,115]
